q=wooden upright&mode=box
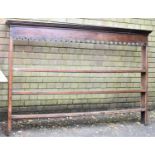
[141,44,148,124]
[8,37,13,133]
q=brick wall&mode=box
[0,18,155,114]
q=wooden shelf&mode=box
[13,89,146,95]
[12,108,146,120]
[14,68,146,73]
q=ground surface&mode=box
[1,111,155,137]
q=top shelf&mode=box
[6,20,152,35]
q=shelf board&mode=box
[14,68,146,73]
[13,89,146,95]
[12,108,146,120]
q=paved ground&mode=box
[1,111,155,137]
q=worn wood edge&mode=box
[6,20,152,35]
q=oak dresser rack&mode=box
[6,20,152,134]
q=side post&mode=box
[141,43,148,125]
[8,37,13,134]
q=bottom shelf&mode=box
[12,108,146,120]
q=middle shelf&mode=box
[13,89,146,95]
[13,68,146,73]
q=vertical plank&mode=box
[141,43,148,125]
[8,37,13,134]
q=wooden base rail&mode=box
[14,68,146,73]
[13,89,146,95]
[12,108,146,120]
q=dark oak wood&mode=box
[8,37,13,133]
[141,44,148,125]
[14,68,146,73]
[13,89,146,95]
[12,108,146,120]
[6,20,151,35]
[9,26,148,43]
